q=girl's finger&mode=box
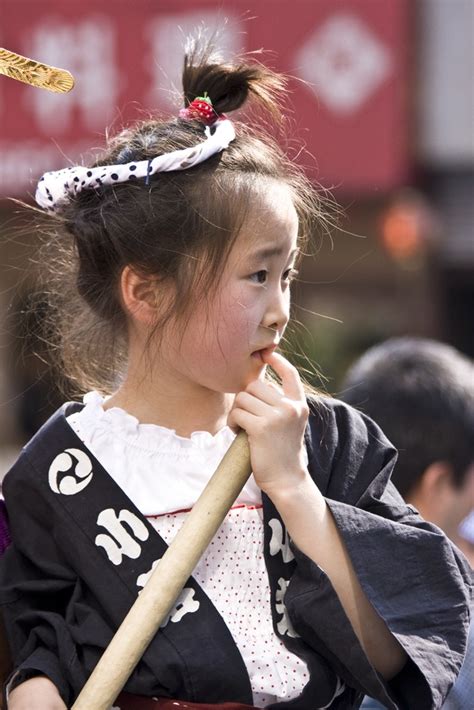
[262,351,305,401]
[233,391,273,417]
[227,407,260,434]
[245,378,283,405]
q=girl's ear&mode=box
[119,265,162,325]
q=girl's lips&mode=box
[251,345,277,361]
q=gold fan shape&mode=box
[0,47,74,92]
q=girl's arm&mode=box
[265,474,407,679]
[8,676,66,710]
[229,352,408,679]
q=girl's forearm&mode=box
[7,676,66,710]
[267,472,408,681]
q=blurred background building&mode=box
[0,0,473,472]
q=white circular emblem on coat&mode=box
[48,448,94,495]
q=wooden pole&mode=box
[72,430,252,710]
[0,48,74,92]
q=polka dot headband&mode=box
[35,117,235,212]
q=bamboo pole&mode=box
[72,430,252,710]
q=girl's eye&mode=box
[249,268,298,285]
[250,270,268,284]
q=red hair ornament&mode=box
[179,93,220,125]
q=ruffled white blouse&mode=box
[67,392,309,707]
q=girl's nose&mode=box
[262,286,289,333]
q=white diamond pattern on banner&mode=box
[296,13,392,114]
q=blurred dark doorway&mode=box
[439,267,474,358]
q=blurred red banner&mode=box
[0,0,410,197]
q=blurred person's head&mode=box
[340,337,474,542]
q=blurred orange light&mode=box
[381,205,422,259]
[379,192,436,262]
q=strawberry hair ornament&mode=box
[179,92,218,124]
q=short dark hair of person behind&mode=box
[340,337,474,498]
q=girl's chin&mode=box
[219,364,267,394]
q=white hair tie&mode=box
[35,118,236,212]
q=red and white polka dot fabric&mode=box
[149,506,308,706]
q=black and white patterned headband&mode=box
[35,118,235,212]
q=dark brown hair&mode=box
[40,43,328,393]
[340,337,474,496]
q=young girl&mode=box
[0,45,471,710]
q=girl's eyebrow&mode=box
[250,246,299,260]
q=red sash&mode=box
[114,694,258,710]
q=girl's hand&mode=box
[8,676,67,710]
[228,351,310,498]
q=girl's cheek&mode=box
[222,309,253,342]
[234,283,265,314]
[226,291,253,322]
[222,286,263,336]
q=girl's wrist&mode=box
[263,468,323,509]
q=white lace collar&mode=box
[76,390,236,454]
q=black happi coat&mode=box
[0,398,471,709]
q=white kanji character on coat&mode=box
[136,559,200,627]
[269,518,295,563]
[275,577,299,638]
[95,508,149,565]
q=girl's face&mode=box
[160,183,300,394]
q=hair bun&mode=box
[182,42,285,118]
